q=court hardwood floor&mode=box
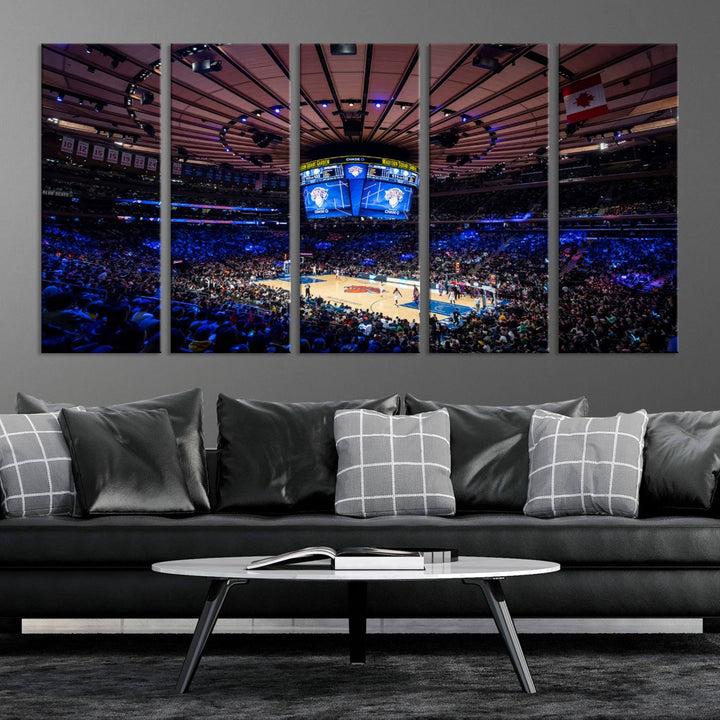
[258,273,490,323]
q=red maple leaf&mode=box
[574,91,594,108]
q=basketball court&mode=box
[257,273,496,324]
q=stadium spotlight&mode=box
[239,115,248,123]
[142,123,156,137]
[141,91,154,105]
[272,106,282,114]
[253,109,263,117]
[78,97,84,106]
[330,44,357,55]
[56,92,64,102]
[191,59,222,73]
[94,101,106,112]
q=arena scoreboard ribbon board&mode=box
[301,156,418,220]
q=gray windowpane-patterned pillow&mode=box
[524,409,648,518]
[0,413,76,518]
[334,408,455,518]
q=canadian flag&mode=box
[562,74,608,124]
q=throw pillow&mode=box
[334,408,455,518]
[524,409,648,518]
[59,407,195,516]
[17,389,210,512]
[215,394,401,513]
[641,410,720,513]
[0,412,76,517]
[405,396,589,512]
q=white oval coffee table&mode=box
[153,555,560,695]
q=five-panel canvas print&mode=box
[41,43,677,354]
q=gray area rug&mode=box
[1,633,719,719]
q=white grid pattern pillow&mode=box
[334,408,455,518]
[0,412,77,518]
[524,409,648,518]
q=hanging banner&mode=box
[61,136,75,153]
[76,140,89,158]
[147,157,158,172]
[172,161,182,175]
[134,155,146,169]
[92,145,105,161]
[107,147,119,164]
[121,152,132,167]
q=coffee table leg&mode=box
[176,578,247,694]
[348,581,368,664]
[463,578,536,694]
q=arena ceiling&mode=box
[41,43,677,180]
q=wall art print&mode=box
[429,44,549,354]
[41,44,161,353]
[299,43,420,353]
[558,44,678,353]
[170,44,290,353]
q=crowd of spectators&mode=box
[171,225,289,352]
[41,218,161,352]
[429,230,548,352]
[559,233,677,352]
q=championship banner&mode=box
[76,140,89,158]
[147,157,158,172]
[121,152,132,167]
[562,74,608,124]
[134,155,146,169]
[60,136,75,154]
[107,147,119,164]
[172,161,182,175]
[92,145,105,161]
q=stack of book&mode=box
[247,546,458,571]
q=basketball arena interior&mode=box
[41,43,677,353]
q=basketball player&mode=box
[393,288,402,307]
[412,285,419,307]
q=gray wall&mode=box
[0,0,714,441]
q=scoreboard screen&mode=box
[300,156,418,220]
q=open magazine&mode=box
[246,546,425,571]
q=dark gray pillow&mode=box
[524,409,648,519]
[17,389,209,512]
[334,408,455,518]
[641,411,720,513]
[0,412,76,517]
[216,394,401,513]
[405,395,589,512]
[59,407,195,516]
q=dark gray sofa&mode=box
[3,450,720,624]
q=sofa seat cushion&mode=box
[2,514,720,567]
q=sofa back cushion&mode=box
[641,410,720,514]
[216,394,401,513]
[16,389,209,512]
[405,395,589,512]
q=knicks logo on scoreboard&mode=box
[384,187,404,209]
[347,165,364,178]
[310,186,329,208]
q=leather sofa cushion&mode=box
[641,410,720,513]
[215,394,401,513]
[16,389,210,512]
[2,513,719,567]
[405,396,589,511]
[59,407,194,516]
